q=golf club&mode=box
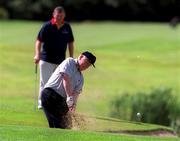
[34,64,38,111]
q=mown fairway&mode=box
[1,124,180,141]
[0,20,179,140]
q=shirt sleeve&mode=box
[59,58,74,77]
[37,23,47,42]
[67,24,74,42]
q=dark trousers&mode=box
[41,88,72,129]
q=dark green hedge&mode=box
[0,0,179,21]
[109,87,180,127]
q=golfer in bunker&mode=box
[41,51,96,128]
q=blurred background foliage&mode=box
[109,87,180,135]
[0,0,179,21]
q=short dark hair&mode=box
[54,6,65,13]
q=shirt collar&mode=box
[51,18,65,26]
[75,59,81,72]
[51,18,56,25]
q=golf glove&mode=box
[66,96,74,107]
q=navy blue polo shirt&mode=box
[37,20,74,64]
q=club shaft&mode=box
[34,64,38,111]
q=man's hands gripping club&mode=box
[66,96,74,107]
[66,96,76,112]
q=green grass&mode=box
[0,125,179,141]
[75,22,180,116]
[0,20,180,140]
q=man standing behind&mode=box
[34,6,74,109]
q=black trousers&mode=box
[41,88,72,129]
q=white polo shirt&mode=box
[44,57,84,98]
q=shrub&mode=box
[0,7,9,19]
[171,119,180,137]
[109,87,180,127]
[110,93,132,120]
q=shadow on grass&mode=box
[103,128,177,137]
